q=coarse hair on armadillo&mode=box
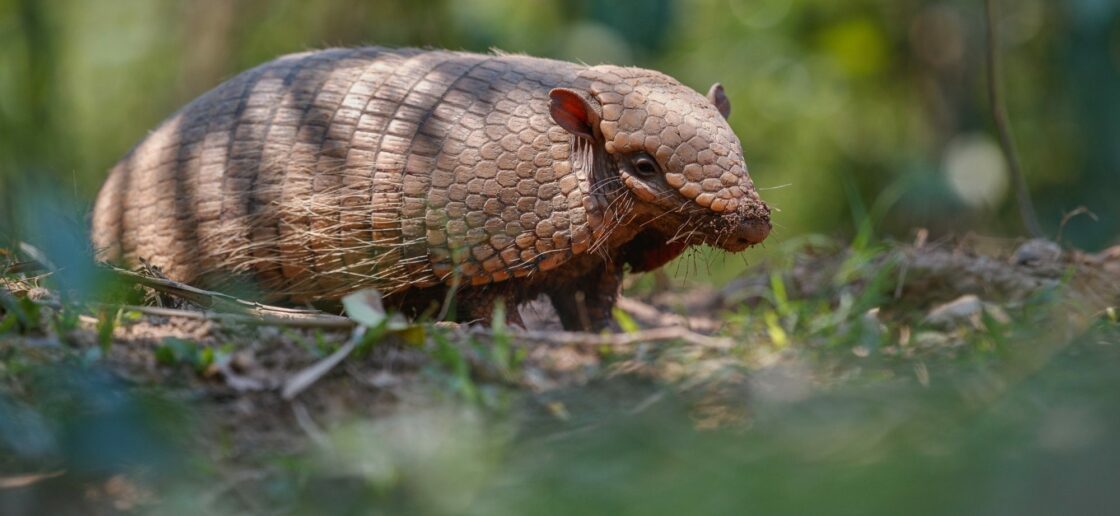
[91,46,769,324]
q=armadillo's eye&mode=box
[632,154,659,178]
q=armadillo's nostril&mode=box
[723,218,771,251]
[742,219,770,245]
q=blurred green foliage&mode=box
[1,0,1118,259]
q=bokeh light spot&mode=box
[943,134,1009,210]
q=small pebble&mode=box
[926,295,983,327]
[1012,239,1062,267]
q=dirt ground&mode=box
[2,235,1120,514]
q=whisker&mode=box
[756,183,793,191]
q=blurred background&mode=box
[1,0,1118,254]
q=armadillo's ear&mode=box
[707,83,731,120]
[549,88,600,140]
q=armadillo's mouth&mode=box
[620,209,770,272]
[620,229,690,273]
[615,187,771,271]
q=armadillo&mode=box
[91,47,770,331]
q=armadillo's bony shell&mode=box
[91,47,765,305]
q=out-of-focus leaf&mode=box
[343,289,388,328]
[613,307,640,334]
[765,310,788,349]
[394,324,426,347]
[770,272,791,316]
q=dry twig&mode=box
[282,327,364,400]
[8,248,342,323]
[103,264,331,320]
[616,296,721,333]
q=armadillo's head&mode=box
[549,66,770,269]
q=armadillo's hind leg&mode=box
[548,266,623,332]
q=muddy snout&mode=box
[722,218,771,251]
[716,200,771,252]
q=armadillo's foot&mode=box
[548,267,624,333]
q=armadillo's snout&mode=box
[723,217,771,252]
[717,194,771,251]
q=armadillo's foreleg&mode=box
[549,266,623,332]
